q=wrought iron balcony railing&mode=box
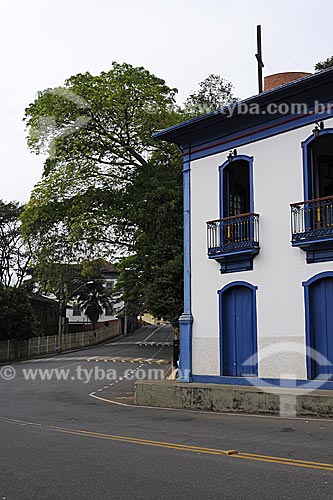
[207,213,260,256]
[291,196,333,244]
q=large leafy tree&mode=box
[29,259,112,306]
[22,62,181,262]
[116,146,183,325]
[22,63,236,326]
[0,286,39,340]
[0,200,32,288]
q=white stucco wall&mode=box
[67,309,120,324]
[191,118,333,379]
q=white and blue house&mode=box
[154,69,333,390]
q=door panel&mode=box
[222,287,237,376]
[221,286,257,377]
[309,277,333,380]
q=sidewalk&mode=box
[0,324,122,365]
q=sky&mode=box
[1,0,333,203]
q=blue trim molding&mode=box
[178,156,193,382]
[219,155,254,217]
[302,128,333,200]
[302,270,333,287]
[191,374,333,391]
[218,280,259,292]
[188,112,333,162]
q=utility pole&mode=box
[56,285,64,353]
[124,303,128,337]
[255,25,264,94]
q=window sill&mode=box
[292,236,333,263]
[208,247,260,273]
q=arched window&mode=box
[220,156,253,218]
[206,155,258,273]
[304,131,333,201]
[291,130,333,261]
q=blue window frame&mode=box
[219,155,254,218]
[291,129,333,263]
[206,155,259,273]
[302,129,333,203]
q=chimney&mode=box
[264,72,311,91]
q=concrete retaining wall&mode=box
[0,320,120,362]
[135,381,333,418]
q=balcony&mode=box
[206,213,260,273]
[291,195,333,263]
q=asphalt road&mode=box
[1,324,333,499]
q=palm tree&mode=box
[76,281,111,330]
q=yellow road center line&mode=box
[52,428,234,455]
[2,417,332,472]
[238,451,333,467]
[47,426,333,471]
[234,454,333,471]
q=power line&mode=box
[262,26,304,71]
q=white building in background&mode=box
[154,69,333,389]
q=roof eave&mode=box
[153,68,333,145]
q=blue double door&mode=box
[308,277,333,380]
[220,285,257,377]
